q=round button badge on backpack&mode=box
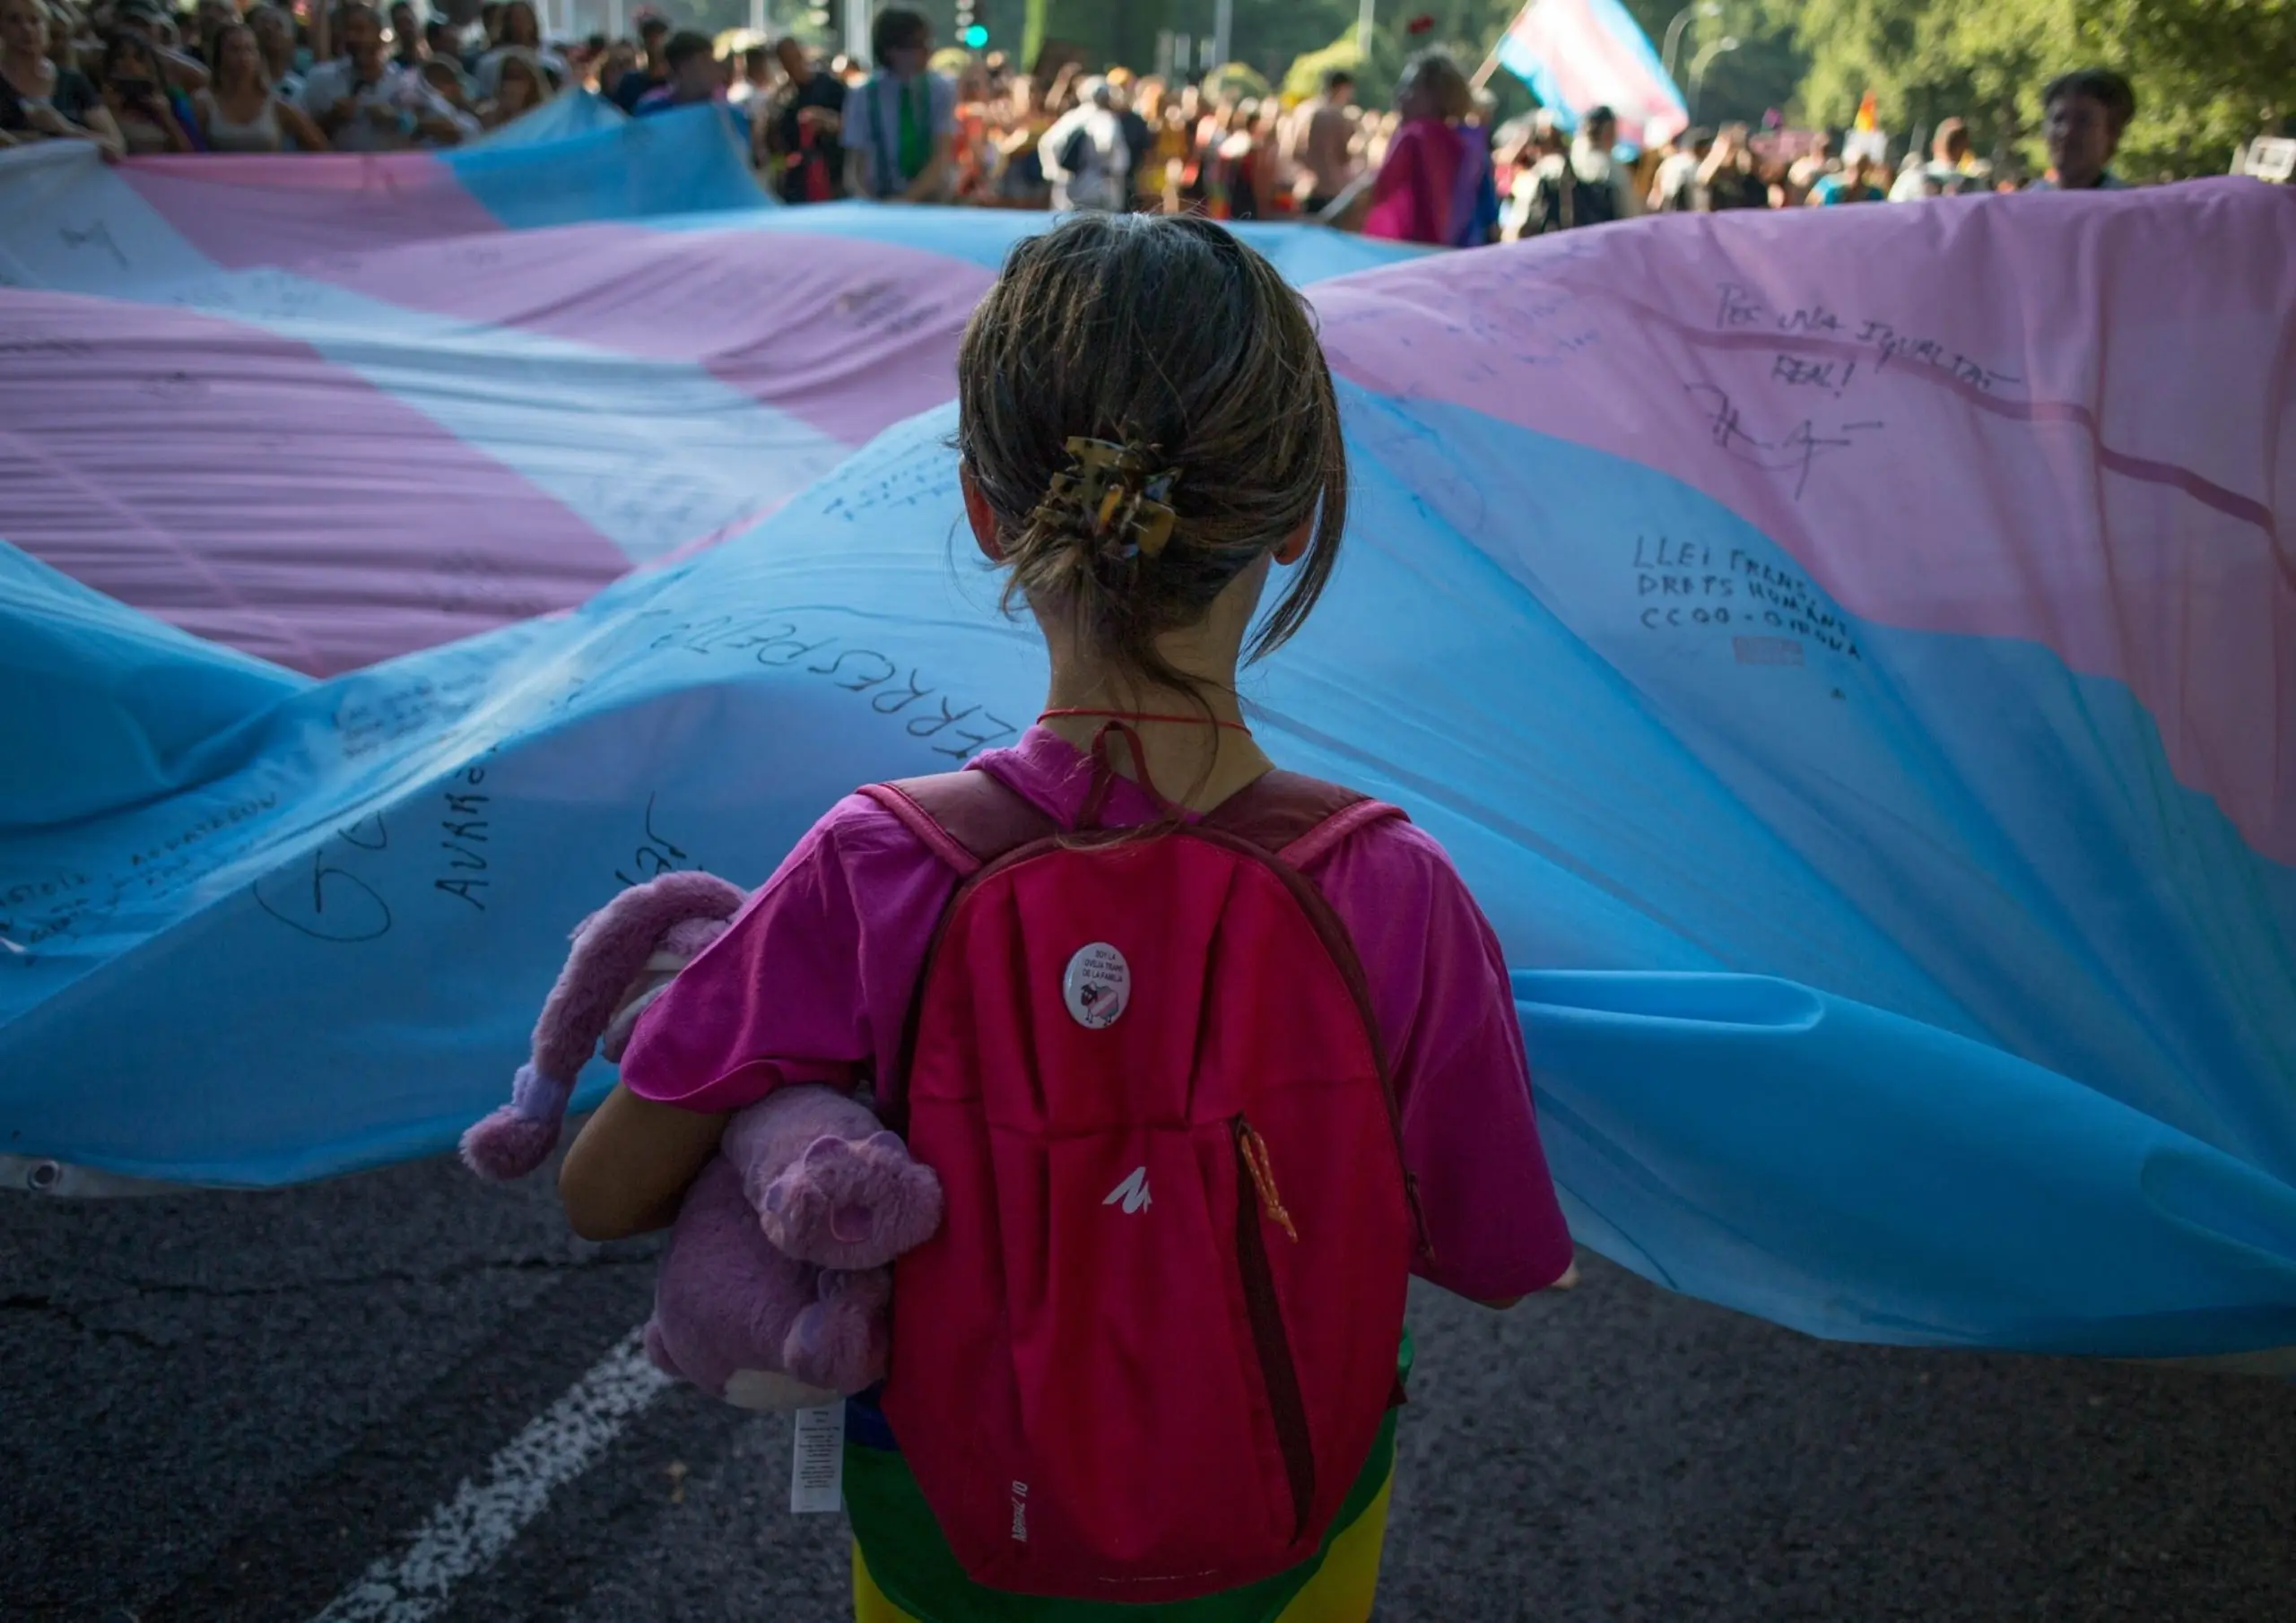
[1062,943,1131,1029]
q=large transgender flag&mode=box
[1496,0,1691,150]
[3,107,2292,1369]
[0,107,1413,676]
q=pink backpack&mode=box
[857,750,1425,1602]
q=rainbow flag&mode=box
[1493,0,1690,150]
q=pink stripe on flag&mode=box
[122,153,504,271]
[1314,185,2293,865]
[299,222,995,447]
[0,289,626,675]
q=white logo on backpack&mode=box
[1103,1166,1152,1214]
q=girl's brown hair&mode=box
[955,213,1346,699]
[205,21,263,96]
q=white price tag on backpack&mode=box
[789,1403,847,1514]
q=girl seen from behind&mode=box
[559,214,1576,1623]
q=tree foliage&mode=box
[1281,25,1407,107]
[1776,0,2293,178]
[1674,1,1807,130]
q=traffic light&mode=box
[962,22,988,46]
[956,0,986,48]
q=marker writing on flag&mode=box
[624,608,1022,761]
[1717,282,2020,394]
[1683,383,1883,499]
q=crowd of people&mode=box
[0,0,580,154]
[3,0,2142,240]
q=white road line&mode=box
[310,1326,672,1623]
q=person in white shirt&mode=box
[1648,126,1710,212]
[1510,105,1640,236]
[1039,75,1131,213]
[1889,117,1990,200]
[302,2,477,152]
[728,44,772,106]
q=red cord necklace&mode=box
[1039,707,1252,733]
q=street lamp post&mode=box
[1359,0,1375,52]
[1662,1,1721,86]
[1688,34,1739,120]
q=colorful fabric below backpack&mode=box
[857,742,1424,1604]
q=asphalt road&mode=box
[7,1149,2295,1623]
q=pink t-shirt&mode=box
[622,728,1573,1301]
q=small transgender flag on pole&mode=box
[1493,0,1691,152]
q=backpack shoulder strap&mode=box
[859,770,1057,876]
[1199,770,1406,870]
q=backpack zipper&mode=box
[1231,1114,1314,1542]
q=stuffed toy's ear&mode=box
[460,870,747,1181]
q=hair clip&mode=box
[1042,436,1181,560]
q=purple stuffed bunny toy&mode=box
[460,872,944,1409]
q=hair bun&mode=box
[1030,435,1183,564]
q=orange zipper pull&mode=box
[1237,1119,1300,1244]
